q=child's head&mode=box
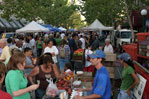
[64,63,72,71]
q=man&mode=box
[29,35,37,57]
[104,39,114,53]
[79,35,86,49]
[74,50,111,99]
[0,39,11,62]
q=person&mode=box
[74,50,111,99]
[0,62,13,99]
[28,54,60,99]
[117,53,139,99]
[58,39,70,71]
[5,52,39,99]
[36,37,43,57]
[29,35,37,57]
[104,39,114,53]
[4,47,21,65]
[43,39,59,64]
[55,33,61,46]
[85,44,93,67]
[24,47,34,76]
[22,37,32,51]
[79,35,86,49]
[0,39,11,62]
[62,63,73,76]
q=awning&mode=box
[12,20,23,28]
[0,21,5,29]
[19,20,26,26]
[10,21,19,29]
[0,18,13,29]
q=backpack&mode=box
[59,46,66,58]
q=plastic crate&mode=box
[136,33,149,42]
[122,43,138,61]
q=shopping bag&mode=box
[46,78,59,98]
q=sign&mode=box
[132,74,147,99]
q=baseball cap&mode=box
[89,50,106,58]
[118,53,131,61]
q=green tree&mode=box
[67,11,85,29]
[80,0,123,26]
[0,0,77,27]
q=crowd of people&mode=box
[0,31,139,99]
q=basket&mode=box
[72,55,83,61]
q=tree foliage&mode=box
[81,0,149,27]
[0,0,80,28]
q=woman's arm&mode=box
[12,84,39,97]
[53,64,60,79]
[28,66,39,84]
[126,72,139,95]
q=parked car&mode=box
[0,32,15,39]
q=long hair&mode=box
[7,52,26,71]
[0,62,7,78]
[38,53,53,66]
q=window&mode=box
[120,32,132,38]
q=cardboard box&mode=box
[105,53,116,61]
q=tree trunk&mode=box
[124,0,135,42]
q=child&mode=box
[62,63,73,81]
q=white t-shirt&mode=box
[30,39,37,56]
[85,49,93,67]
[60,33,65,39]
[44,46,59,63]
[104,44,114,53]
[79,38,86,49]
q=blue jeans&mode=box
[58,58,69,71]
[36,89,45,99]
[118,90,132,99]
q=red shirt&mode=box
[0,90,13,99]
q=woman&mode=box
[29,54,60,99]
[36,37,43,57]
[118,54,139,99]
[58,39,70,71]
[43,39,59,64]
[5,52,39,99]
[0,62,13,99]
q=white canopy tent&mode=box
[82,19,113,31]
[16,21,49,33]
[58,27,67,31]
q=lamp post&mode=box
[141,9,147,32]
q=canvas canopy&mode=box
[58,27,67,31]
[16,21,49,33]
[82,19,113,31]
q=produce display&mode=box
[56,79,72,94]
[73,49,84,56]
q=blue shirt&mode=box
[92,66,111,99]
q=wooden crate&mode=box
[105,53,116,61]
[72,55,83,61]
